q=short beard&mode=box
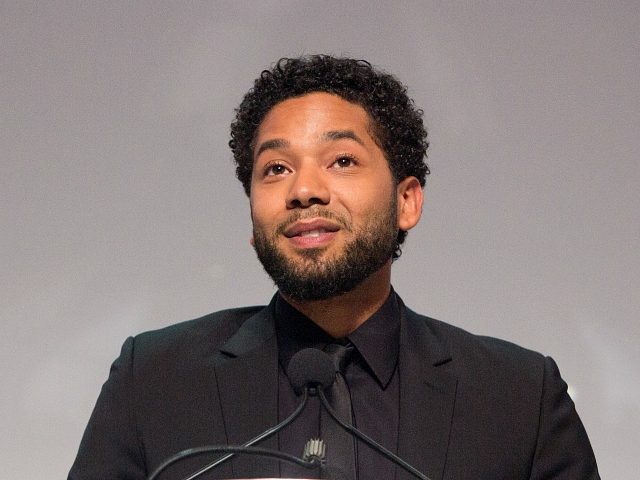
[252,200,398,302]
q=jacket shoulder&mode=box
[405,307,547,379]
[131,305,268,361]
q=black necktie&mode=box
[321,343,357,480]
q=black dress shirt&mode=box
[275,290,401,479]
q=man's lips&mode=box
[283,219,341,238]
[281,219,341,248]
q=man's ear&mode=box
[249,236,255,247]
[396,176,423,231]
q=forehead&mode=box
[255,92,374,145]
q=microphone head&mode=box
[287,348,335,394]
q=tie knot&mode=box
[324,343,353,374]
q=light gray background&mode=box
[2,1,638,478]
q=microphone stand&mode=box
[317,389,432,480]
[148,389,311,480]
[148,445,321,480]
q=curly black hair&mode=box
[229,55,430,258]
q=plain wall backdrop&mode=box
[2,1,638,478]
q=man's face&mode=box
[249,92,400,301]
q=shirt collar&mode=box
[275,288,400,389]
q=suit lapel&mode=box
[214,302,280,478]
[397,306,458,480]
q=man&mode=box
[69,56,599,479]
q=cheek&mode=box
[346,182,391,211]
[250,194,281,231]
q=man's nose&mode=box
[285,166,330,208]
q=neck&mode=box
[281,261,392,338]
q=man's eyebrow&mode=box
[321,130,365,146]
[255,130,364,158]
[255,138,290,158]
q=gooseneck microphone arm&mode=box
[147,443,320,480]
[317,389,432,480]
[147,389,310,480]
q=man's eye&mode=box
[332,155,357,169]
[265,163,288,176]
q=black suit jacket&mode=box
[69,296,599,479]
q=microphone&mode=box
[147,348,335,480]
[287,346,336,394]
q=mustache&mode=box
[275,208,352,235]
